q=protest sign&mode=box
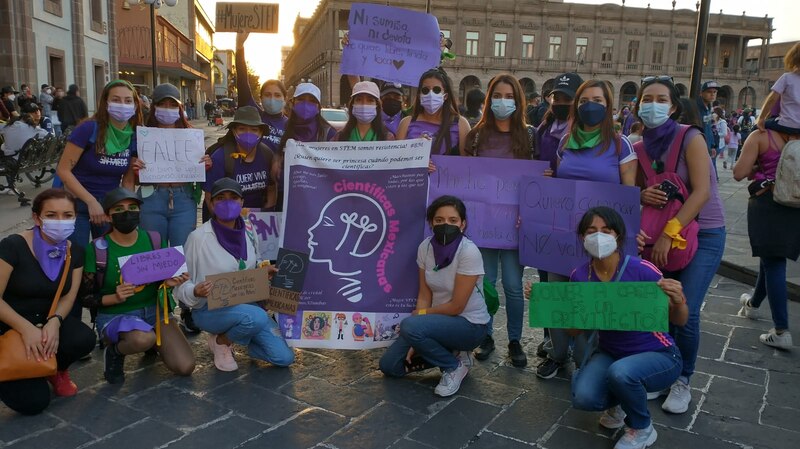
[248,211,281,261]
[215,2,279,33]
[136,127,205,183]
[206,268,270,310]
[519,177,640,276]
[265,248,310,315]
[429,156,549,249]
[118,246,188,286]
[529,282,669,332]
[341,3,440,86]
[279,138,430,349]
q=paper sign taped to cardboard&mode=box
[206,268,270,310]
[118,246,188,285]
[215,2,279,33]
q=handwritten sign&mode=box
[118,246,188,285]
[206,268,270,310]
[265,248,309,315]
[248,211,281,261]
[519,177,641,276]
[341,3,440,86]
[529,282,669,332]
[430,156,549,249]
[136,127,205,183]
[215,2,279,33]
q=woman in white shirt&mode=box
[379,195,489,397]
[174,178,294,371]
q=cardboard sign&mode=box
[265,248,309,315]
[136,127,206,183]
[248,211,281,261]
[118,246,188,285]
[215,2,279,33]
[529,282,669,332]
[206,268,270,310]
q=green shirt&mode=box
[85,229,162,314]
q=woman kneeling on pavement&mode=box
[379,195,489,397]
[82,188,195,384]
[175,178,295,371]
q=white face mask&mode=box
[638,102,672,128]
[420,92,445,115]
[583,232,618,259]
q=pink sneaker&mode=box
[207,334,238,371]
[47,370,78,397]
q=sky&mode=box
[199,0,799,83]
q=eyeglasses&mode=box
[641,75,674,85]
[420,86,443,95]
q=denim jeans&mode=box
[572,345,682,429]
[140,185,197,247]
[379,314,487,376]
[750,256,789,330]
[192,304,295,367]
[481,248,524,341]
[70,196,110,248]
[665,226,725,382]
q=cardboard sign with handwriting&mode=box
[215,2,279,33]
[264,248,309,315]
[206,268,270,310]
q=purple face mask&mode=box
[293,101,319,123]
[213,199,242,221]
[234,132,260,150]
[107,102,136,122]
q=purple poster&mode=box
[518,176,641,277]
[280,139,431,349]
[341,3,441,86]
[429,156,549,249]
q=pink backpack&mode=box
[633,125,699,272]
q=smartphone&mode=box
[658,179,681,200]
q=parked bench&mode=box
[0,133,66,206]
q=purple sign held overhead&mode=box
[429,156,549,249]
[119,246,188,286]
[518,176,641,277]
[341,3,441,86]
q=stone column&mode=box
[72,0,87,96]
[107,0,118,80]
[737,35,744,70]
[714,33,721,68]
[0,0,36,88]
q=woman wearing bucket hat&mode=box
[333,81,394,142]
[81,187,194,384]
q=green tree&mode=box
[247,64,261,98]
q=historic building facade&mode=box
[283,0,774,110]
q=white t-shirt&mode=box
[416,236,490,325]
[772,71,800,129]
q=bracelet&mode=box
[662,218,688,250]
[417,308,427,315]
[47,314,63,326]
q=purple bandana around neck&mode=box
[32,226,67,281]
[642,118,679,161]
[430,233,464,271]
[211,217,247,261]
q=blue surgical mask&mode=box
[261,98,285,115]
[638,102,672,128]
[491,98,516,120]
[154,107,180,125]
[577,102,606,127]
[107,102,136,123]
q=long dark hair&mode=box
[677,97,702,127]
[577,206,626,251]
[92,79,143,155]
[146,98,191,128]
[633,79,683,124]
[32,188,76,215]
[338,94,390,141]
[278,91,333,155]
[412,68,460,153]
[564,80,620,154]
[426,195,467,230]
[260,79,288,99]
[467,74,530,159]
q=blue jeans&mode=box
[665,226,725,382]
[572,345,682,429]
[191,304,295,367]
[481,248,524,341]
[750,256,789,330]
[379,314,488,376]
[140,185,197,247]
[70,196,110,248]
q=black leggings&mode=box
[0,316,95,415]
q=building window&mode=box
[548,36,561,60]
[494,33,507,57]
[676,43,689,66]
[339,29,347,50]
[601,39,614,62]
[44,0,63,17]
[652,41,664,64]
[47,47,66,90]
[522,34,534,59]
[575,37,588,62]
[627,40,639,63]
[90,0,103,33]
[466,31,480,56]
[440,30,450,40]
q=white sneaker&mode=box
[435,360,469,397]
[646,389,666,401]
[455,350,474,368]
[760,329,793,349]
[599,405,626,429]
[739,293,759,319]
[207,334,238,371]
[614,424,658,449]
[661,380,691,414]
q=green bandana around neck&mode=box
[105,123,133,155]
[349,126,376,142]
[565,126,602,150]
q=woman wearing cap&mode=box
[175,178,295,371]
[333,81,394,142]
[81,187,194,384]
[464,74,536,368]
[0,102,50,158]
[204,106,278,212]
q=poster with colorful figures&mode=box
[278,139,430,349]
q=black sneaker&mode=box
[536,339,549,358]
[535,358,561,379]
[508,340,528,367]
[474,335,495,361]
[103,344,126,384]
[181,309,200,334]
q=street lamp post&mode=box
[142,0,179,91]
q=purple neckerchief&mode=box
[642,119,679,161]
[430,233,463,271]
[32,226,67,281]
[211,217,247,261]
[381,111,402,136]
[292,120,319,142]
[538,119,568,169]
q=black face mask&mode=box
[552,104,570,121]
[432,223,461,245]
[382,98,402,116]
[111,211,140,234]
